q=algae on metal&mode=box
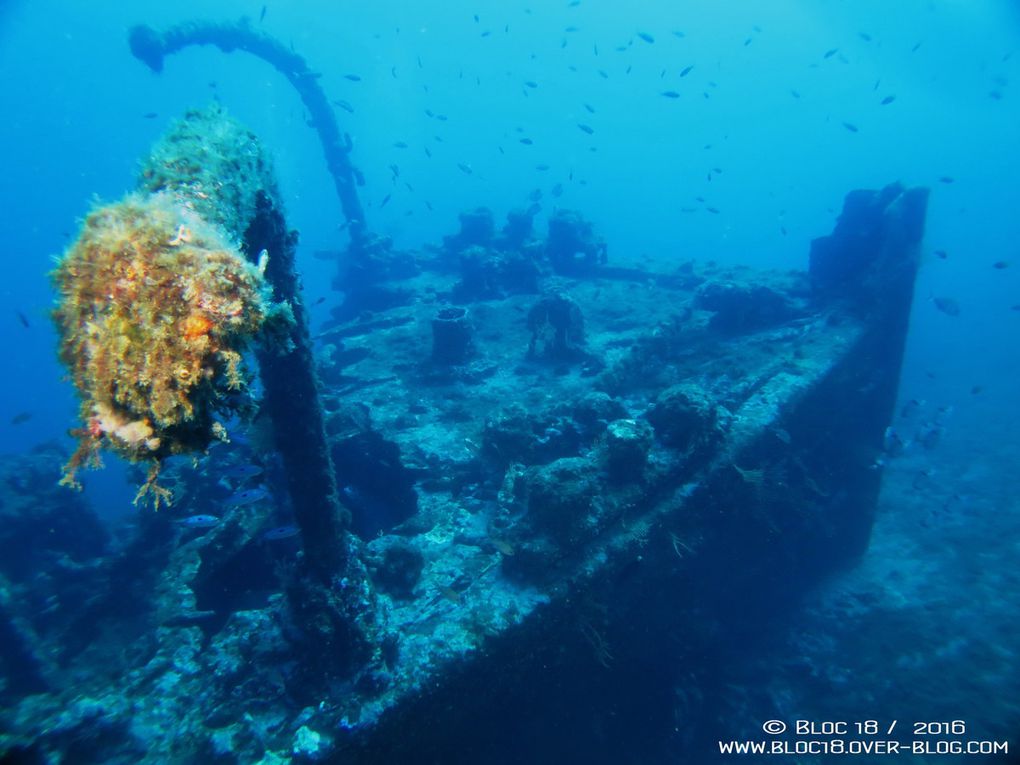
[138,103,280,242]
[52,192,277,504]
[53,105,295,505]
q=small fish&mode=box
[520,137,534,145]
[223,463,264,480]
[457,163,473,174]
[637,32,655,44]
[577,123,594,135]
[551,183,563,197]
[380,194,391,208]
[883,426,907,456]
[911,41,922,53]
[842,122,859,133]
[142,112,158,119]
[528,188,543,202]
[934,249,948,259]
[524,80,538,88]
[535,164,550,171]
[175,515,220,528]
[773,428,792,444]
[672,30,685,38]
[439,585,462,603]
[263,525,300,541]
[343,74,362,82]
[992,260,1009,269]
[583,103,595,114]
[939,176,954,184]
[491,538,515,556]
[859,32,872,42]
[912,468,936,490]
[880,95,896,105]
[743,37,753,46]
[706,206,720,214]
[932,296,960,316]
[790,89,801,99]
[226,487,269,506]
[10,412,32,426]
[598,69,609,79]
[970,385,984,395]
[424,147,432,158]
[16,311,30,329]
[823,48,838,59]
[332,99,354,113]
[900,398,923,419]
[314,297,326,306]
[436,114,448,121]
[260,5,267,22]
[915,421,943,450]
[392,141,408,149]
[661,90,680,98]
[679,65,694,77]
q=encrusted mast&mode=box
[53,193,275,506]
[129,19,370,267]
[54,105,355,584]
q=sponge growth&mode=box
[52,192,272,504]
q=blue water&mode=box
[1,1,1018,762]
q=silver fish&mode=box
[263,525,300,541]
[175,514,220,528]
[223,464,264,480]
[226,487,269,506]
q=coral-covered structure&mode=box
[138,104,278,241]
[129,19,370,266]
[52,193,275,502]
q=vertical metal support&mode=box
[243,192,351,578]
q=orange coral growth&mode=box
[52,192,277,500]
[182,313,213,341]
